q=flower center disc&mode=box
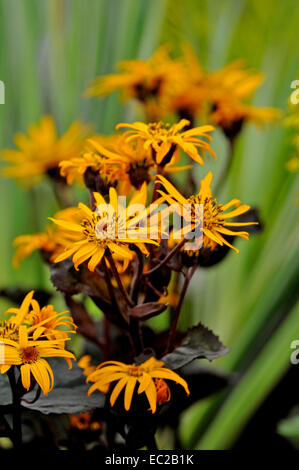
[128,365,144,377]
[21,346,39,364]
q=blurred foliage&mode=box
[0,0,298,449]
[277,414,299,441]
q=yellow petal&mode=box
[20,364,31,390]
[144,378,157,413]
[48,218,83,232]
[110,377,128,406]
[124,377,137,411]
[222,204,251,219]
[19,325,28,349]
[137,372,152,394]
[87,247,105,271]
[214,231,240,253]
[217,226,249,239]
[221,199,241,211]
[72,244,97,270]
[156,175,188,205]
[203,228,223,245]
[150,369,190,395]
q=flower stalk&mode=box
[7,367,22,449]
[166,264,197,353]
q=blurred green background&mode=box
[0,0,298,449]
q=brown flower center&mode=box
[188,195,224,231]
[129,161,151,188]
[148,122,171,139]
[20,346,39,364]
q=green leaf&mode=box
[277,415,299,440]
[162,323,230,370]
[196,301,299,449]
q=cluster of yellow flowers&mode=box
[0,291,76,395]
[1,44,278,415]
[86,45,280,132]
[4,117,256,269]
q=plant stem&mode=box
[50,175,74,208]
[100,258,119,310]
[129,316,144,356]
[103,316,111,360]
[166,265,197,353]
[130,248,144,304]
[169,271,181,326]
[214,137,235,197]
[106,251,134,307]
[100,258,128,325]
[89,190,96,211]
[127,249,145,355]
[143,239,186,277]
[7,367,22,448]
[146,435,158,450]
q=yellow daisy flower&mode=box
[116,120,216,166]
[0,325,75,395]
[86,132,191,192]
[50,183,159,272]
[158,48,280,132]
[4,290,76,343]
[12,228,62,268]
[22,303,76,343]
[1,291,77,375]
[157,172,257,253]
[205,61,281,133]
[208,60,265,100]
[85,45,181,103]
[87,357,189,413]
[209,96,280,136]
[163,44,208,119]
[2,115,90,186]
[1,290,35,332]
[12,207,83,267]
[60,152,106,186]
[59,134,124,186]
